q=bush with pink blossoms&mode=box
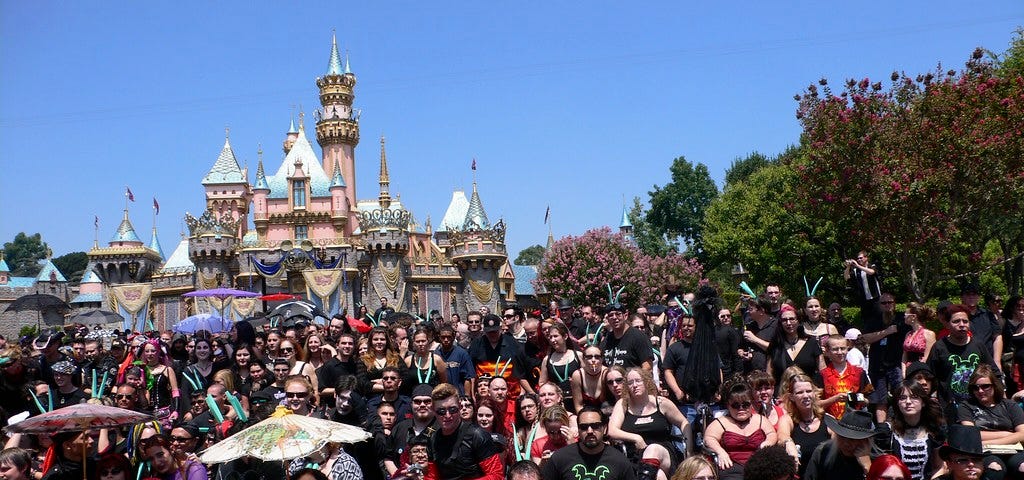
[534,227,703,309]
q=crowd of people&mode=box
[0,252,1019,480]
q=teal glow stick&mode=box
[225,391,248,422]
[91,370,97,398]
[205,394,225,423]
[98,371,110,398]
[30,391,46,414]
[47,391,53,412]
[739,281,757,298]
[811,277,823,297]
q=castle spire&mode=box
[331,158,346,187]
[344,49,351,74]
[327,30,343,76]
[254,145,269,191]
[463,182,491,230]
[150,227,165,261]
[110,209,143,246]
[378,135,391,209]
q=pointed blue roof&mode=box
[330,159,346,188]
[288,118,297,134]
[267,125,331,199]
[149,229,165,260]
[202,137,246,185]
[620,205,632,229]
[36,260,66,282]
[110,211,142,244]
[80,270,102,284]
[0,257,9,273]
[327,32,343,75]
[254,159,270,191]
[344,51,351,74]
[158,239,196,275]
[463,183,490,230]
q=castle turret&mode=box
[361,138,411,309]
[449,181,507,313]
[619,204,634,243]
[329,158,348,235]
[87,208,162,284]
[202,131,252,238]
[283,118,299,154]
[0,252,8,285]
[315,32,360,234]
[252,145,270,237]
[186,210,240,288]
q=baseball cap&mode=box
[844,328,862,342]
[482,314,502,333]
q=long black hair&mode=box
[681,284,723,403]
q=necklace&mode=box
[551,351,574,384]
[415,354,434,384]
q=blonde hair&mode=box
[672,455,718,480]
[623,367,657,410]
[783,373,824,424]
[212,369,236,392]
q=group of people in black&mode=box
[0,256,1018,480]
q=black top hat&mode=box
[905,362,933,380]
[939,425,985,459]
[557,299,574,310]
[823,409,879,440]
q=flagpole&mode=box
[124,185,129,212]
[93,216,99,249]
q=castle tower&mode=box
[87,209,163,284]
[329,158,348,235]
[201,131,253,239]
[619,204,634,243]
[450,181,507,314]
[283,118,299,154]
[361,138,410,310]
[315,32,359,234]
[252,146,270,237]
[186,210,240,288]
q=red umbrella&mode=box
[259,293,302,302]
[347,316,372,333]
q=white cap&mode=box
[844,328,862,341]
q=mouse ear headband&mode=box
[804,276,823,298]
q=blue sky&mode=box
[2,2,1022,261]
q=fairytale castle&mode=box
[79,36,513,331]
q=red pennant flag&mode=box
[471,158,476,171]
[94,215,99,228]
[126,187,135,202]
[153,197,160,215]
[544,206,550,224]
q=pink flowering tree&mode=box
[535,227,703,309]
[794,48,1024,300]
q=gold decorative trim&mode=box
[468,278,494,304]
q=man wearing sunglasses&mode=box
[428,383,504,480]
[386,384,436,476]
[541,406,636,480]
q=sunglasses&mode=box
[579,422,603,431]
[281,347,295,353]
[114,394,134,400]
[950,457,982,466]
[606,378,623,385]
[285,391,309,399]
[730,401,753,410]
[435,406,460,417]
[413,398,432,405]
[584,354,603,360]
[718,315,731,319]
[970,383,994,392]
[100,468,124,476]
[503,314,515,319]
[170,436,194,443]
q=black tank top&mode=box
[622,397,673,445]
[791,419,829,477]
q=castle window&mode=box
[293,180,306,208]
[295,225,308,240]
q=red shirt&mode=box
[819,363,868,419]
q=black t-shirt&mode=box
[663,340,691,402]
[601,328,654,369]
[741,316,777,373]
[715,323,742,378]
[863,313,910,373]
[541,444,638,480]
[53,388,89,409]
[970,308,1001,358]
[429,421,502,480]
[927,338,994,403]
[957,398,1024,432]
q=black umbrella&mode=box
[4,294,70,314]
[68,309,124,326]
[267,301,329,326]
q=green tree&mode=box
[53,251,89,285]
[702,164,844,302]
[3,232,48,277]
[514,245,547,266]
[646,156,719,260]
[724,151,775,188]
[628,197,676,257]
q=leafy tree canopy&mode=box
[53,251,89,285]
[3,232,49,277]
[514,245,546,266]
[646,156,719,261]
[628,197,677,258]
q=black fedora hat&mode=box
[939,425,985,459]
[823,409,879,440]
